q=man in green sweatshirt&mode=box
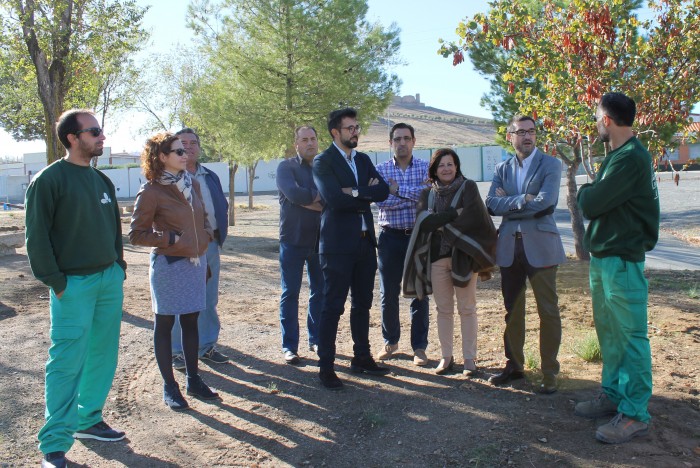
[576,92,659,444]
[26,109,127,468]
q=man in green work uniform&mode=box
[26,109,127,468]
[576,92,660,444]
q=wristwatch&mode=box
[351,188,359,197]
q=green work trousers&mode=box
[38,262,124,454]
[590,256,652,423]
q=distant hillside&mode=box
[359,95,497,152]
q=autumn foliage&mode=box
[440,0,700,259]
[441,0,700,163]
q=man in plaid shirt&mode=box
[375,123,431,366]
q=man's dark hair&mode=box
[176,127,200,144]
[327,107,357,137]
[507,115,536,133]
[294,125,317,140]
[56,109,94,149]
[390,122,415,140]
[427,148,464,183]
[599,92,636,127]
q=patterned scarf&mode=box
[157,170,193,207]
[432,175,464,213]
[432,175,465,255]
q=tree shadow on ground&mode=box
[188,344,700,467]
[221,235,279,261]
[122,310,153,330]
[74,440,177,468]
[0,301,17,321]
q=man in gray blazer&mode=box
[485,114,566,394]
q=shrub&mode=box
[574,332,602,362]
[524,348,539,370]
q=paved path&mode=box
[477,171,700,271]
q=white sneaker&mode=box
[284,350,300,365]
[377,343,398,360]
[413,349,428,366]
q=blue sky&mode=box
[0,0,495,157]
[143,1,496,116]
[366,0,493,115]
[1,0,695,157]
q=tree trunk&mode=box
[247,160,259,209]
[565,150,589,260]
[228,161,238,226]
[19,0,72,164]
[581,135,597,179]
[35,50,66,164]
[42,109,65,163]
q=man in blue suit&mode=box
[485,115,566,394]
[312,107,391,389]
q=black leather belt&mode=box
[382,226,413,235]
[514,232,523,239]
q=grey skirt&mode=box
[149,253,207,315]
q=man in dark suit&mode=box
[485,114,566,394]
[312,107,391,389]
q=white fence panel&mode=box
[455,147,482,181]
[481,146,506,182]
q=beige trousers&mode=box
[431,257,478,360]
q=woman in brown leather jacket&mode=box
[129,132,219,410]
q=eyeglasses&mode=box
[509,129,537,137]
[169,148,187,156]
[593,114,608,123]
[341,125,361,134]
[75,127,102,137]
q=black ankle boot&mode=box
[42,451,67,468]
[186,374,220,400]
[163,381,189,410]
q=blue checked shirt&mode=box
[375,156,430,230]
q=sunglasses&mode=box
[75,127,103,137]
[169,148,187,156]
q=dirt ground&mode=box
[1,200,699,468]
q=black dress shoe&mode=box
[539,374,557,394]
[350,356,391,376]
[489,366,525,386]
[186,374,220,400]
[319,369,343,390]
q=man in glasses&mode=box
[485,114,566,394]
[26,109,127,468]
[275,125,324,365]
[170,128,229,369]
[312,107,390,389]
[575,92,659,444]
[374,123,430,366]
